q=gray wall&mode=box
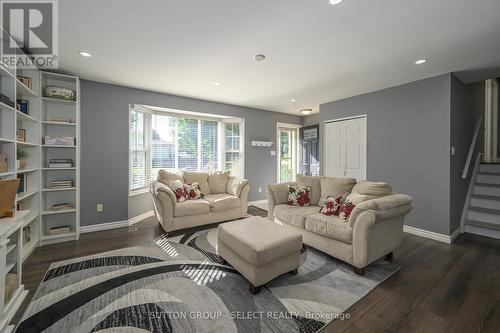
[81,80,301,226]
[449,75,476,234]
[319,74,452,235]
[302,114,320,127]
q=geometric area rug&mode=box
[16,228,400,333]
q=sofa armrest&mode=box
[226,177,249,197]
[349,194,413,228]
[267,182,296,206]
[266,188,276,220]
[150,181,175,232]
[351,194,413,268]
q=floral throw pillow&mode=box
[320,196,344,216]
[339,201,356,223]
[169,180,188,203]
[185,182,204,200]
[287,184,311,206]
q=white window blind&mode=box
[224,122,242,178]
[130,107,243,194]
[129,109,150,191]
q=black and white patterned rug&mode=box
[17,223,400,333]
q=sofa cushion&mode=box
[296,174,321,206]
[205,193,241,212]
[169,180,189,203]
[305,213,353,244]
[173,199,210,217]
[218,216,303,266]
[185,183,204,200]
[320,195,343,216]
[273,204,321,228]
[268,182,297,205]
[157,170,184,186]
[208,171,230,194]
[352,181,392,196]
[287,184,311,206]
[319,177,356,206]
[183,171,210,195]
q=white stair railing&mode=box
[462,116,484,179]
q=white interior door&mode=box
[324,116,366,180]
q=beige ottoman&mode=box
[217,216,303,295]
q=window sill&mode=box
[129,188,149,197]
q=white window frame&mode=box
[129,105,152,196]
[129,105,245,196]
[276,122,302,183]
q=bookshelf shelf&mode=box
[0,101,16,113]
[17,189,38,201]
[41,231,76,241]
[41,121,76,126]
[16,168,38,174]
[42,187,76,192]
[0,171,15,177]
[41,208,76,216]
[41,96,76,105]
[16,110,37,122]
[42,167,76,171]
[16,79,38,97]
[16,141,38,147]
[42,145,76,148]
[0,138,15,143]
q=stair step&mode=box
[472,194,500,201]
[468,206,500,224]
[477,174,500,184]
[473,183,500,197]
[471,196,500,210]
[465,219,500,231]
[480,164,500,173]
[478,171,500,176]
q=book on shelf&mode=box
[17,99,29,114]
[50,180,73,189]
[23,226,31,243]
[48,159,74,168]
[50,116,72,123]
[48,226,72,235]
[17,75,32,89]
[48,203,74,211]
[43,136,75,146]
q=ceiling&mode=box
[58,0,500,115]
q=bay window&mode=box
[129,106,244,193]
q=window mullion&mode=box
[197,120,202,171]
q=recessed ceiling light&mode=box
[212,82,220,86]
[329,0,343,5]
[79,51,92,57]
[300,109,313,115]
[254,54,266,62]
[415,59,427,65]
[290,99,296,103]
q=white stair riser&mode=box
[471,198,500,210]
[467,211,500,224]
[480,164,500,173]
[474,186,500,197]
[477,174,500,184]
[465,224,500,240]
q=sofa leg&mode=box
[353,267,365,276]
[290,268,298,275]
[385,252,394,262]
[249,283,261,295]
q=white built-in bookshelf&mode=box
[0,50,80,252]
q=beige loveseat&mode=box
[150,170,250,234]
[266,175,413,275]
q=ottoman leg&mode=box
[249,283,261,295]
[290,268,298,275]
[218,255,226,265]
[385,252,394,262]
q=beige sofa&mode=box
[150,170,250,234]
[266,175,413,275]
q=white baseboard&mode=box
[81,210,154,234]
[403,225,461,244]
[249,200,267,206]
[129,211,155,225]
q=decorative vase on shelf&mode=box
[17,159,27,170]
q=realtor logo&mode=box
[1,0,58,68]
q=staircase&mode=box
[464,163,500,239]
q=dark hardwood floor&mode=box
[12,210,500,332]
